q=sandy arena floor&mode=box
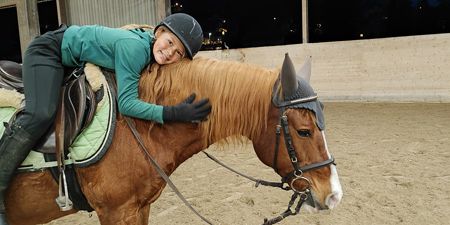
[43,103,450,225]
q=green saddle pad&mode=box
[0,79,115,171]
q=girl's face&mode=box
[153,29,186,65]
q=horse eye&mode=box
[297,129,311,137]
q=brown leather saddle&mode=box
[0,60,100,153]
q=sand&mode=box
[43,103,450,225]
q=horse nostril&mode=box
[325,192,342,209]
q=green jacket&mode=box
[61,25,164,123]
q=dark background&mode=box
[1,0,449,62]
[0,0,58,62]
[173,0,450,50]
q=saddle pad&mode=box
[0,67,116,171]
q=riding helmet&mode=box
[155,13,203,59]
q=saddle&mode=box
[0,60,100,154]
[0,61,109,212]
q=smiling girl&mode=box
[0,13,210,225]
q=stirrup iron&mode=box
[55,168,73,211]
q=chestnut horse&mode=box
[4,54,342,224]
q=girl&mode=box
[0,13,211,224]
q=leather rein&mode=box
[124,83,335,225]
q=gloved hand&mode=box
[163,93,212,122]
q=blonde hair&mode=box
[120,24,154,30]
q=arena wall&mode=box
[198,33,450,103]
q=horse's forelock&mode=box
[138,57,279,144]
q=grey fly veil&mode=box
[273,54,325,130]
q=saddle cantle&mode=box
[0,60,24,92]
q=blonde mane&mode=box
[139,57,279,144]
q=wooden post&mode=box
[155,0,170,22]
[0,0,16,8]
[56,0,68,25]
[302,0,309,43]
[16,0,40,57]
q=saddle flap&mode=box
[61,73,98,150]
[65,75,86,147]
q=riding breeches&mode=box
[14,25,67,141]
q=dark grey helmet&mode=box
[155,13,203,59]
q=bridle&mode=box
[272,92,336,193]
[204,84,337,224]
[246,82,335,224]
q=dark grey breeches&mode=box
[14,25,67,143]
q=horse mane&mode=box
[138,57,279,144]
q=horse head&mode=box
[253,53,342,212]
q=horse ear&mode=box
[280,53,298,99]
[297,56,312,83]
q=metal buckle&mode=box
[71,67,84,79]
[290,176,311,194]
[291,156,298,163]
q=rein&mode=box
[107,75,213,224]
[124,117,213,225]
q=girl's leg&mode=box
[0,26,66,224]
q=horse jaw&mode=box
[303,131,343,213]
[280,53,298,99]
[302,164,343,213]
[321,131,343,210]
[297,56,312,83]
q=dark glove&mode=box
[163,93,212,122]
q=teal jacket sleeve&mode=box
[114,39,164,123]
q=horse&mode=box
[4,54,342,224]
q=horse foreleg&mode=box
[96,203,150,225]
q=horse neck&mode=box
[140,57,280,146]
[196,60,279,145]
[249,105,282,169]
[137,58,280,169]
